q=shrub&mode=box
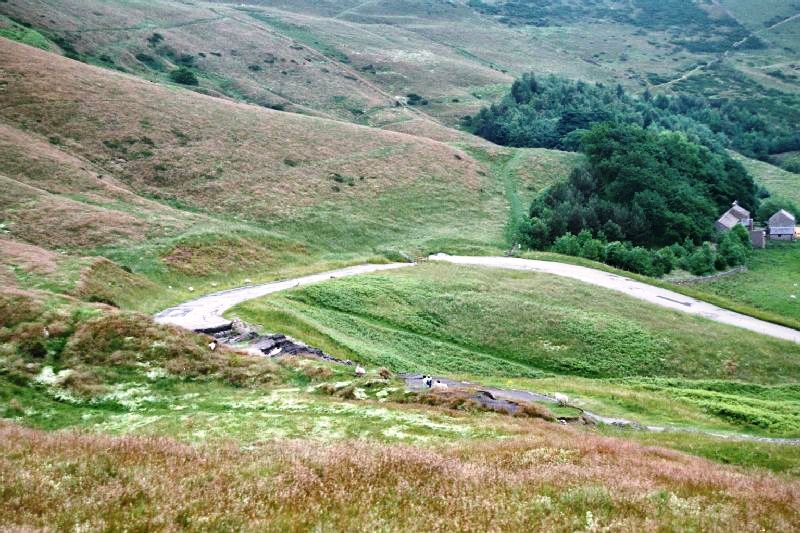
[685,242,716,275]
[578,233,606,262]
[552,233,581,256]
[625,246,658,276]
[654,247,677,274]
[717,230,748,269]
[147,32,164,46]
[406,93,428,105]
[169,67,198,86]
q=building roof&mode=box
[716,201,751,230]
[716,211,741,230]
[728,201,750,220]
[768,209,796,227]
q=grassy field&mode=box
[479,374,800,439]
[231,263,800,383]
[695,243,800,323]
[230,263,800,439]
[4,419,799,531]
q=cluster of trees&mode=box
[516,123,760,277]
[522,124,756,248]
[548,226,752,276]
[465,74,800,161]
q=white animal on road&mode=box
[431,381,449,392]
[554,392,569,406]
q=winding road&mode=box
[154,262,414,332]
[153,255,800,444]
[429,254,800,344]
[156,254,800,343]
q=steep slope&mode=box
[4,0,797,134]
[0,37,521,311]
[0,0,399,123]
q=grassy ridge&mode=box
[231,263,800,438]
[231,263,800,383]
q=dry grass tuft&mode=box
[1,421,798,531]
[62,312,278,386]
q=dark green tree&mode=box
[169,67,198,86]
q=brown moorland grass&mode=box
[1,421,798,531]
[0,38,484,221]
[0,0,395,122]
[0,238,60,275]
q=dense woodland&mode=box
[465,69,800,276]
[466,74,800,161]
[517,123,760,276]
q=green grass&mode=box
[0,371,504,445]
[696,243,800,323]
[0,16,51,50]
[229,263,800,440]
[267,179,507,258]
[230,263,800,384]
[733,152,800,206]
[462,145,580,244]
[599,427,800,477]
[479,374,800,438]
[519,250,800,331]
[241,9,350,63]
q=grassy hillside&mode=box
[4,0,798,132]
[2,2,800,528]
[697,243,800,323]
[733,152,800,205]
[230,263,800,437]
[1,37,555,311]
[4,285,797,528]
[231,263,800,382]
